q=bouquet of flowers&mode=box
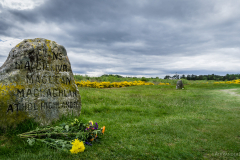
[18,119,105,154]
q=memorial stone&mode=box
[176,80,184,89]
[0,38,81,127]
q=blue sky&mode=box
[0,0,240,78]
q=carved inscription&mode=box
[15,61,70,72]
[13,49,71,72]
[16,89,77,97]
[26,75,71,84]
[7,101,79,113]
[4,39,79,113]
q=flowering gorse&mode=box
[75,80,154,88]
[158,82,170,85]
[214,79,240,84]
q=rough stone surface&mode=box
[0,38,81,127]
[176,80,184,89]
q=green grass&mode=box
[1,83,240,159]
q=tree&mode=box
[141,77,148,82]
[198,75,203,80]
[191,74,196,80]
[164,75,171,79]
[180,74,186,79]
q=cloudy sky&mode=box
[0,0,240,78]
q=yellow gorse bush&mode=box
[231,79,240,84]
[75,80,154,88]
[214,79,240,84]
[158,82,170,85]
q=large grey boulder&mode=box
[0,38,81,127]
[176,80,184,89]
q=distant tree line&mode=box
[74,73,240,82]
[100,74,124,78]
[164,74,240,81]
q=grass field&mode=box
[1,82,240,159]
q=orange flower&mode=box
[90,134,97,141]
[101,126,105,134]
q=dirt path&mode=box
[219,89,240,96]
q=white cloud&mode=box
[1,0,240,78]
[0,0,44,10]
[85,71,105,77]
[0,37,23,66]
[0,36,23,52]
[112,41,147,48]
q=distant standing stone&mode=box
[176,80,184,89]
[0,38,81,127]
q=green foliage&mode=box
[74,74,191,85]
[74,74,150,83]
[73,75,85,81]
[0,118,39,136]
[179,73,240,81]
[140,77,148,82]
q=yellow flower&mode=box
[70,139,85,154]
[89,120,93,125]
